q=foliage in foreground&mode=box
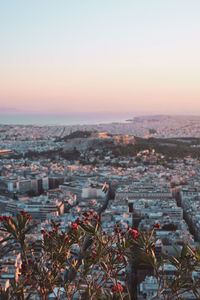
[0,212,200,300]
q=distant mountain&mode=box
[0,106,18,113]
[133,115,200,122]
[0,106,26,114]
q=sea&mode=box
[0,114,132,126]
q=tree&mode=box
[0,212,200,299]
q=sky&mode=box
[0,0,200,117]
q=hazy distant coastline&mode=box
[1,113,200,126]
[0,114,130,126]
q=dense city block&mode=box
[1,117,200,299]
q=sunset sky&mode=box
[0,0,200,116]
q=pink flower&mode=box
[154,222,161,229]
[93,214,99,221]
[119,255,127,264]
[71,222,78,230]
[27,215,32,221]
[76,217,81,224]
[111,283,123,293]
[89,249,98,261]
[129,229,138,240]
[93,250,97,256]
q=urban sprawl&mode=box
[1,115,200,299]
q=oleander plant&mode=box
[0,210,200,300]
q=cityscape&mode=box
[1,115,200,298]
[1,0,200,299]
